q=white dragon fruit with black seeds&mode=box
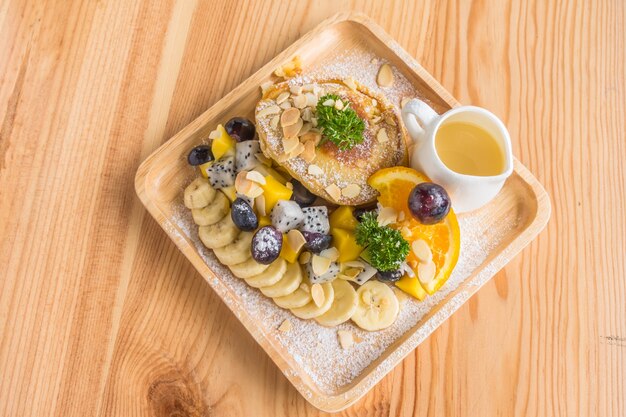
[207,157,235,189]
[235,140,261,172]
[305,261,340,284]
[299,206,330,234]
[270,200,304,233]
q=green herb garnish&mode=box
[316,94,365,151]
[355,212,410,272]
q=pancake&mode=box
[255,79,408,206]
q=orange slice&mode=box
[368,167,461,295]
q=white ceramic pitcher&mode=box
[401,99,514,213]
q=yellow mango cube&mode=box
[330,227,362,262]
[395,274,427,301]
[330,206,358,231]
[261,175,293,213]
[258,216,272,228]
[220,185,237,202]
[198,161,213,178]
[211,124,235,160]
[279,233,301,263]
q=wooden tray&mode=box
[135,12,550,412]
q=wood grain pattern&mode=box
[1,0,624,416]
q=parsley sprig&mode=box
[316,94,365,151]
[355,212,410,272]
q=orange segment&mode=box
[368,166,461,296]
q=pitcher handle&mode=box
[401,99,439,146]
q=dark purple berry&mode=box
[377,269,403,282]
[231,198,258,231]
[408,182,451,224]
[290,180,316,207]
[187,145,214,166]
[251,226,282,264]
[225,117,256,142]
[302,231,332,254]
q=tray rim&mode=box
[134,11,551,412]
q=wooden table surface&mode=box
[1,1,624,416]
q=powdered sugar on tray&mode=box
[168,50,521,395]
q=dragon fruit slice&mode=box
[206,157,235,189]
[305,261,340,284]
[299,206,330,234]
[270,200,304,233]
[235,140,261,173]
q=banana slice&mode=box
[351,281,399,331]
[261,262,303,298]
[184,178,216,209]
[213,232,253,265]
[273,281,312,309]
[229,257,270,279]
[315,280,358,327]
[245,258,287,288]
[191,191,230,226]
[198,214,238,249]
[291,282,334,319]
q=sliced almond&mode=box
[320,247,339,262]
[255,152,272,166]
[308,164,324,177]
[282,136,300,154]
[418,260,436,283]
[257,105,280,118]
[337,330,355,349]
[238,180,264,199]
[322,98,335,107]
[343,77,358,91]
[255,194,266,216]
[260,81,273,93]
[342,260,366,270]
[377,127,389,143]
[401,225,413,238]
[279,101,292,109]
[377,206,398,226]
[270,115,280,129]
[334,99,344,110]
[281,107,300,127]
[208,128,221,140]
[312,254,331,276]
[325,183,342,201]
[290,85,303,95]
[300,131,321,146]
[278,319,292,333]
[408,259,419,270]
[371,116,382,125]
[311,283,325,307]
[302,84,314,92]
[287,229,306,253]
[292,94,307,109]
[299,282,310,293]
[246,170,266,185]
[276,91,290,104]
[301,107,312,122]
[377,63,394,87]
[301,140,317,163]
[401,97,411,108]
[341,184,361,199]
[287,141,305,158]
[371,99,378,107]
[298,251,311,264]
[311,117,318,127]
[282,118,303,138]
[342,267,362,279]
[305,93,318,107]
[235,171,250,193]
[298,122,312,136]
[412,239,433,263]
[397,210,405,222]
[285,181,294,190]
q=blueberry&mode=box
[187,145,214,166]
[302,231,332,254]
[231,198,258,231]
[251,226,282,264]
[377,269,403,282]
[408,182,451,224]
[290,180,317,207]
[225,117,256,142]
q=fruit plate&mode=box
[134,12,551,412]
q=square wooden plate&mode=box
[135,12,550,412]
